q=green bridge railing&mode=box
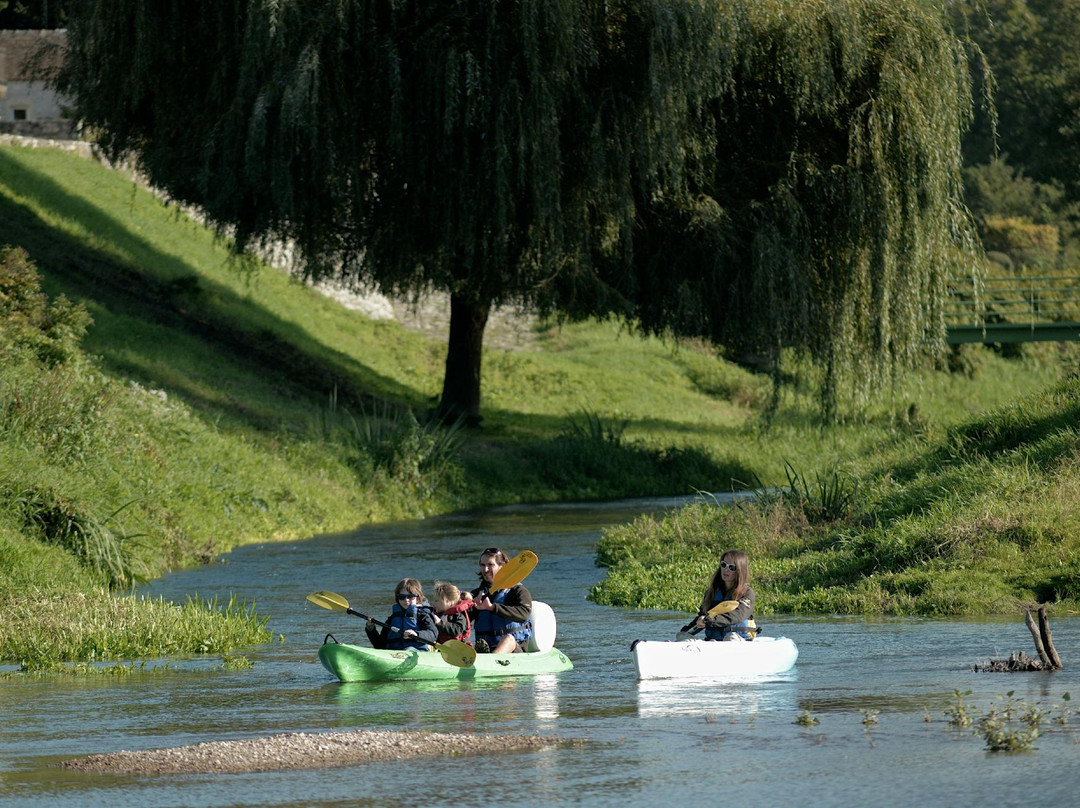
[945,275,1080,344]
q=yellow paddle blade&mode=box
[707,600,740,617]
[491,551,538,591]
[307,591,350,612]
[437,639,478,668]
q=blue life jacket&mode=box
[704,591,754,641]
[386,603,432,651]
[474,588,532,646]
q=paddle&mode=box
[306,590,477,668]
[488,550,538,593]
[677,599,740,640]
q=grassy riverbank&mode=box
[1,139,1076,668]
[590,375,1080,616]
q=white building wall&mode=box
[1,80,64,121]
[0,30,67,123]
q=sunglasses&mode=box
[720,561,737,571]
[397,593,418,601]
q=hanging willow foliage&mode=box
[621,0,983,420]
[56,0,980,421]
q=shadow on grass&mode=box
[0,149,429,424]
[2,146,777,500]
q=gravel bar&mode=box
[61,729,561,775]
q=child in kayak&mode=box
[693,550,757,641]
[429,581,473,645]
[365,578,439,651]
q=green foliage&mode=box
[679,346,771,409]
[780,461,860,525]
[624,0,981,423]
[3,483,147,590]
[318,394,468,503]
[946,689,976,730]
[975,692,1043,752]
[0,245,90,366]
[981,217,1060,270]
[529,431,751,505]
[561,410,630,447]
[962,158,1080,281]
[1,139,1076,672]
[943,375,1080,461]
[220,654,254,670]
[963,159,1070,227]
[57,0,981,423]
[795,707,821,727]
[954,0,1080,202]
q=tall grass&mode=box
[316,392,469,505]
[1,591,271,671]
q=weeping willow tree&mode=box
[619,0,983,421]
[55,0,979,423]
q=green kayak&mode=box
[318,641,574,682]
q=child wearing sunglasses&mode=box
[693,550,757,641]
[365,578,439,651]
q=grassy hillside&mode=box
[1,139,1075,665]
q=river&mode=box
[3,495,1080,807]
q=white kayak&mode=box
[632,636,798,680]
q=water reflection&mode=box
[321,670,566,732]
[636,675,796,717]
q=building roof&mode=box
[0,29,66,83]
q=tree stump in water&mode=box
[971,606,1063,672]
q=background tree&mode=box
[953,0,1080,201]
[56,0,979,424]
[606,0,982,420]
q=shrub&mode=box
[981,217,1060,270]
[1,482,147,590]
[0,245,91,366]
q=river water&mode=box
[4,495,1080,807]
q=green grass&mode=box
[0,590,271,671]
[590,375,1080,616]
[1,140,1077,666]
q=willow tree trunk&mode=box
[438,294,490,425]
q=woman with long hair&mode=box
[694,550,757,641]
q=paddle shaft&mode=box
[351,608,431,642]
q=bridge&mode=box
[945,275,1080,344]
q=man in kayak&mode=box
[471,547,533,653]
